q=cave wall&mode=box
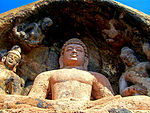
[0,0,150,94]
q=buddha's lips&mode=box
[70,53,78,60]
[71,53,78,57]
[72,54,77,57]
[71,57,77,60]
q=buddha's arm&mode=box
[90,72,114,99]
[28,71,52,99]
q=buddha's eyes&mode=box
[66,47,73,51]
[65,46,83,52]
[76,47,83,52]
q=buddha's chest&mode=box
[51,80,92,100]
[49,69,94,100]
[50,68,94,85]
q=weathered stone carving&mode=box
[143,42,150,61]
[0,45,24,95]
[102,19,126,49]
[119,47,150,96]
[40,17,53,32]
[0,0,150,111]
[13,17,53,47]
[29,38,114,100]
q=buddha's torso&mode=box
[50,68,94,100]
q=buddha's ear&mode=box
[59,55,64,69]
[84,57,88,71]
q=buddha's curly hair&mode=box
[60,38,88,59]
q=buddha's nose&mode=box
[73,49,77,53]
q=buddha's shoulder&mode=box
[50,68,93,77]
[89,71,109,80]
[53,68,91,73]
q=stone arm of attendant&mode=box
[121,84,148,96]
[119,70,150,96]
[119,73,128,96]
[28,71,53,99]
[132,62,150,77]
[90,72,114,99]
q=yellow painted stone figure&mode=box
[0,45,23,95]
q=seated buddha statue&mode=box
[29,38,114,100]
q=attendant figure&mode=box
[119,47,150,96]
[0,45,24,95]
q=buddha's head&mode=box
[59,38,88,70]
[2,45,21,71]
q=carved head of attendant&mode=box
[59,38,88,70]
[1,45,21,72]
[120,47,139,68]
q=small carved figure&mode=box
[119,47,150,96]
[41,17,53,31]
[102,19,125,49]
[0,45,24,95]
[29,38,114,100]
[13,22,45,47]
[13,17,53,47]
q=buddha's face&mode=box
[63,44,85,67]
[5,53,20,68]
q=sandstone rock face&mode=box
[0,0,150,95]
[0,0,150,112]
[0,94,150,112]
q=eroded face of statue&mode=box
[120,53,137,67]
[5,53,20,68]
[63,44,85,68]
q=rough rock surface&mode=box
[0,0,150,95]
[0,94,150,112]
[0,0,150,94]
